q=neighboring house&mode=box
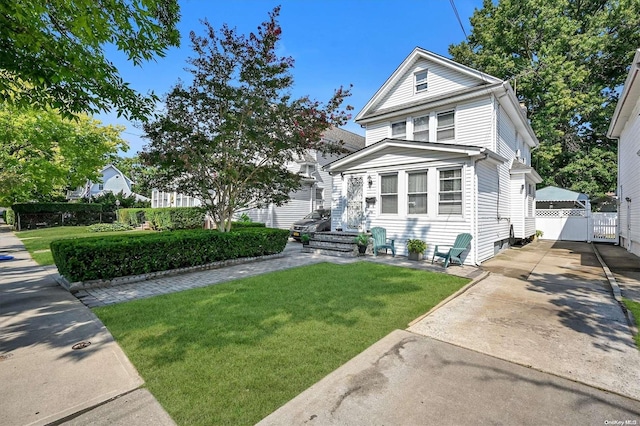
[151,190,202,208]
[237,127,365,229]
[327,48,541,265]
[607,48,640,257]
[67,164,149,201]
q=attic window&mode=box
[415,70,428,92]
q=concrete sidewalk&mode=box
[261,240,640,424]
[0,226,174,426]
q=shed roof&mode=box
[536,186,588,202]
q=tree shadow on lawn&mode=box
[95,262,467,369]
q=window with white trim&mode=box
[391,121,406,139]
[439,168,462,215]
[98,183,104,190]
[413,115,429,141]
[380,174,398,214]
[437,111,455,141]
[408,171,428,214]
[415,70,428,92]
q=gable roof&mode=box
[326,138,507,173]
[353,47,538,149]
[536,186,588,202]
[322,126,365,152]
[355,47,502,123]
[101,164,133,186]
[607,48,640,138]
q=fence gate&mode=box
[590,212,618,243]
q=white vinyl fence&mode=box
[536,209,618,243]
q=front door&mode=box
[346,176,363,231]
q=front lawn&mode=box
[15,226,153,265]
[94,262,469,425]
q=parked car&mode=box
[290,209,331,241]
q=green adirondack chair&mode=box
[432,233,473,268]
[371,227,395,256]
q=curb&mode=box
[407,270,490,327]
[591,243,638,338]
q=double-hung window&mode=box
[439,169,462,215]
[380,174,398,214]
[415,70,428,92]
[408,171,428,214]
[391,121,406,139]
[437,111,455,141]
[413,115,429,141]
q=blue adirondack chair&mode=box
[371,227,395,256]
[432,233,473,268]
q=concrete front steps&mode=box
[302,232,371,257]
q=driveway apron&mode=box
[409,240,640,400]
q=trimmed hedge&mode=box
[12,202,103,214]
[87,223,133,232]
[51,228,289,282]
[11,202,107,230]
[117,207,205,230]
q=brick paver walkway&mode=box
[1,225,483,308]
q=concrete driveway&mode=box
[260,240,640,424]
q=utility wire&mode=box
[449,0,468,39]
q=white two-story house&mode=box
[607,48,640,257]
[327,48,541,265]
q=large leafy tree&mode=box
[0,105,126,204]
[141,7,353,231]
[0,0,180,120]
[449,0,640,197]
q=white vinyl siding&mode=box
[476,160,503,262]
[618,95,640,256]
[455,97,494,149]
[373,58,481,111]
[381,174,398,214]
[408,171,428,214]
[439,168,462,215]
[365,122,389,146]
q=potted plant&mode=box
[407,239,427,261]
[354,233,369,255]
[301,233,310,246]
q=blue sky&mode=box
[98,0,483,156]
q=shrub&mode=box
[238,213,252,223]
[117,207,206,230]
[87,223,133,232]
[407,239,427,254]
[10,202,106,229]
[51,228,289,282]
[4,208,15,226]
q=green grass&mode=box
[623,298,640,349]
[15,226,153,265]
[94,262,469,425]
